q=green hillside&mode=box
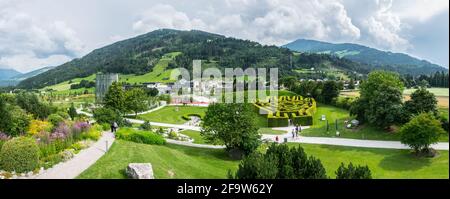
[18,29,377,89]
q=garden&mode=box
[254,95,317,127]
[0,93,103,179]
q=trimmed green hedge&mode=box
[115,128,165,145]
[254,96,316,127]
[182,113,203,121]
[268,112,289,127]
[292,113,313,126]
[0,137,40,173]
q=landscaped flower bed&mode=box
[0,120,102,179]
[254,96,317,127]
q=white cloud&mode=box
[132,1,361,45]
[1,0,448,71]
[0,2,85,72]
[132,4,206,34]
[393,0,449,22]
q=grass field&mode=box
[77,140,239,179]
[120,52,181,84]
[302,104,449,142]
[289,143,449,179]
[341,88,449,108]
[257,128,286,135]
[77,140,449,179]
[404,88,449,97]
[179,130,208,144]
[137,106,207,124]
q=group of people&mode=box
[291,124,302,138]
[274,124,303,143]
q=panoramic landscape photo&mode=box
[0,0,448,180]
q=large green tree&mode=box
[103,82,126,114]
[404,87,438,118]
[400,113,444,155]
[350,71,404,129]
[322,80,340,104]
[125,88,148,117]
[201,103,260,157]
[15,92,54,119]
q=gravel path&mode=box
[33,132,115,179]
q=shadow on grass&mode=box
[378,152,433,171]
[167,143,236,162]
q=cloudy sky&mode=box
[0,0,448,73]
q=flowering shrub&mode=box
[72,121,91,140]
[28,120,53,135]
[50,122,71,141]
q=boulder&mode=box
[126,163,154,179]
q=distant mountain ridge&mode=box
[283,39,447,75]
[0,68,22,80]
[0,66,55,87]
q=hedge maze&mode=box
[254,96,317,127]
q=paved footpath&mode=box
[78,109,449,151]
[263,127,449,150]
[33,132,115,179]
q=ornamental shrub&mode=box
[115,128,165,145]
[28,120,53,136]
[48,113,64,126]
[140,120,152,131]
[335,163,372,179]
[0,137,40,173]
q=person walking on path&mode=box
[291,129,295,139]
[275,136,279,143]
[297,124,302,137]
[113,121,118,133]
[295,124,299,138]
[110,122,114,133]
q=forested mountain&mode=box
[18,29,377,89]
[283,39,447,75]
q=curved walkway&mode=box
[33,132,115,179]
[77,109,449,151]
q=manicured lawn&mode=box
[179,130,208,144]
[291,143,449,179]
[258,128,286,135]
[78,140,449,179]
[77,140,238,179]
[302,104,449,142]
[137,106,207,124]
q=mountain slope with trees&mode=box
[283,39,447,75]
[18,29,382,89]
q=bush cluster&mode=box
[0,137,40,173]
[115,128,165,145]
